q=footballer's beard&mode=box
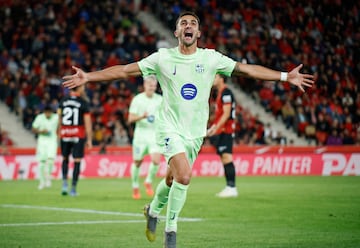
[183,39,197,47]
[181,35,197,47]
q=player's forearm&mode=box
[233,63,287,81]
[87,63,142,82]
[87,65,128,82]
[32,128,47,135]
[86,128,92,140]
[215,113,230,131]
[84,116,92,140]
[32,128,40,135]
[128,113,145,124]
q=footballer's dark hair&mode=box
[44,104,53,112]
[175,11,200,27]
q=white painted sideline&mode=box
[0,204,203,226]
[0,220,144,227]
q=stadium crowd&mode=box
[0,0,359,147]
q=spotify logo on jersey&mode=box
[181,83,197,100]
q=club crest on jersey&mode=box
[195,64,204,73]
[181,83,197,100]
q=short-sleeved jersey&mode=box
[214,86,236,135]
[138,47,236,139]
[58,94,90,139]
[129,92,162,139]
[32,113,59,142]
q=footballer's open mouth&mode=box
[184,32,193,38]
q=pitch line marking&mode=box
[1,204,203,223]
[0,220,144,227]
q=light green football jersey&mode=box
[138,47,236,139]
[129,92,163,140]
[32,113,59,144]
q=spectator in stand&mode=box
[15,90,27,120]
[1,132,13,146]
[281,99,296,130]
[0,126,12,155]
[273,131,287,146]
[295,106,309,136]
[113,120,129,146]
[270,95,283,119]
[342,129,355,145]
[92,121,105,146]
[258,81,274,112]
[326,129,343,146]
[263,123,274,144]
[156,35,171,49]
[315,113,330,145]
[252,131,267,145]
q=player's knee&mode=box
[152,159,161,165]
[134,160,142,167]
[176,175,191,185]
[221,153,233,164]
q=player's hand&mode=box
[207,125,217,137]
[62,66,88,89]
[86,139,93,149]
[41,129,49,135]
[287,64,315,92]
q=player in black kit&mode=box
[58,85,92,196]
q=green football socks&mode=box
[149,178,170,216]
[38,160,46,185]
[131,163,140,188]
[145,162,159,184]
[165,180,188,232]
[47,158,54,177]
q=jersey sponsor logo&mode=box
[181,83,197,100]
[195,64,204,73]
[62,137,80,142]
[218,146,227,152]
[60,126,85,138]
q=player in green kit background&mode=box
[32,105,59,190]
[128,75,163,200]
[62,11,314,248]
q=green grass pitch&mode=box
[1,176,359,248]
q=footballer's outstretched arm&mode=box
[62,62,142,89]
[232,63,315,92]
